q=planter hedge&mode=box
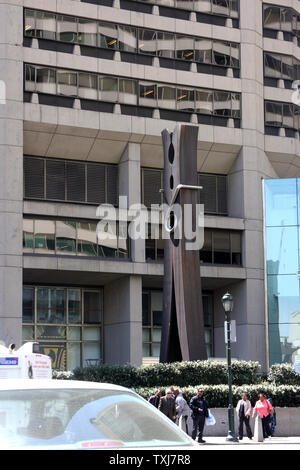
[267,364,300,386]
[68,360,261,388]
[133,385,300,408]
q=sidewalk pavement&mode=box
[196,436,300,450]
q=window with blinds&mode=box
[24,156,119,206]
[141,168,227,215]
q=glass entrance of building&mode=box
[264,178,300,365]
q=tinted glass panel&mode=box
[78,19,98,47]
[139,82,157,107]
[118,25,137,52]
[157,32,175,58]
[35,11,56,40]
[264,6,280,29]
[57,15,77,42]
[264,178,297,227]
[36,67,56,94]
[99,21,118,49]
[138,29,157,55]
[175,35,194,61]
[195,38,212,64]
[158,85,176,109]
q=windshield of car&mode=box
[0,388,193,449]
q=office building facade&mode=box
[1,0,299,370]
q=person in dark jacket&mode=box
[190,388,208,444]
[148,390,162,408]
[189,388,209,444]
[158,389,176,422]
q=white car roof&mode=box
[0,379,132,393]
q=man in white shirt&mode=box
[236,393,253,440]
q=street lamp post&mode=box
[222,292,238,442]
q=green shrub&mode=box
[267,363,300,386]
[68,360,261,388]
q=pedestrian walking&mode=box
[252,393,273,439]
[148,389,162,408]
[189,388,209,444]
[236,393,253,440]
[174,388,190,434]
[158,389,176,422]
[267,398,276,437]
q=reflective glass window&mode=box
[231,93,240,119]
[139,82,157,107]
[35,11,56,40]
[118,78,137,105]
[212,0,230,17]
[77,18,98,47]
[266,226,298,276]
[99,76,118,102]
[176,88,195,112]
[34,220,55,253]
[231,232,241,265]
[24,9,36,37]
[281,7,293,32]
[213,230,230,264]
[78,73,98,100]
[213,91,231,117]
[269,322,300,365]
[264,5,280,29]
[57,70,78,97]
[176,0,194,10]
[36,288,66,324]
[23,287,34,323]
[193,0,211,13]
[200,229,213,263]
[68,289,82,324]
[36,67,56,95]
[99,21,118,49]
[156,0,175,6]
[265,101,282,127]
[230,0,239,19]
[213,41,231,66]
[97,220,118,258]
[195,38,212,64]
[283,104,294,128]
[157,85,176,109]
[264,178,297,227]
[138,29,157,55]
[57,15,77,43]
[118,25,137,52]
[157,32,175,59]
[281,55,294,81]
[294,106,300,131]
[175,35,194,61]
[195,89,213,114]
[84,291,102,324]
[77,222,98,257]
[230,42,240,68]
[25,64,36,92]
[56,221,77,254]
[23,219,34,251]
[264,53,282,79]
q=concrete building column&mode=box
[0,1,23,348]
[103,275,142,366]
[118,142,145,263]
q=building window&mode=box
[24,9,240,72]
[22,286,103,370]
[265,101,300,132]
[264,178,300,366]
[263,4,300,39]
[142,290,163,358]
[24,156,118,206]
[141,168,228,215]
[25,63,241,125]
[23,218,129,259]
[142,289,214,358]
